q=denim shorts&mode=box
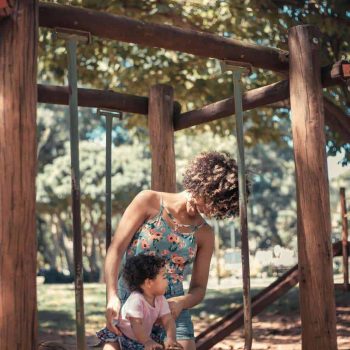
[96,282,195,345]
[163,282,194,341]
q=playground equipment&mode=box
[219,60,254,350]
[1,1,350,350]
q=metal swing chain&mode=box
[55,27,91,350]
[218,59,253,349]
[232,67,253,350]
[96,109,123,253]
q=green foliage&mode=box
[38,0,350,155]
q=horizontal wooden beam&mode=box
[174,61,350,140]
[174,80,289,131]
[38,2,289,73]
[37,84,181,116]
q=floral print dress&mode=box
[123,197,205,289]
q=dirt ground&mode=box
[39,303,350,350]
[194,306,350,349]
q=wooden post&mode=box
[148,84,176,192]
[289,25,338,350]
[340,187,349,290]
[0,1,38,349]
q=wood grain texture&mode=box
[175,61,350,141]
[340,188,349,290]
[38,2,289,73]
[37,84,181,116]
[148,85,176,193]
[0,1,38,349]
[288,25,338,350]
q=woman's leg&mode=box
[178,339,196,350]
[102,342,121,350]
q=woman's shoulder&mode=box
[131,190,161,211]
[134,190,161,204]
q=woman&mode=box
[101,151,246,350]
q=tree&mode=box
[38,0,350,159]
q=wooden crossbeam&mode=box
[174,61,350,144]
[38,2,289,73]
[37,84,181,116]
[174,80,289,130]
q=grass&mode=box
[38,282,349,335]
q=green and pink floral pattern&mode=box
[126,200,202,285]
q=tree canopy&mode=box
[38,0,350,158]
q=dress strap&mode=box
[159,196,164,216]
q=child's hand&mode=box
[164,338,184,349]
[144,339,163,350]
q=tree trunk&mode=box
[57,215,75,275]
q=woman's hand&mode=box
[105,294,122,335]
[144,339,163,350]
[164,338,184,349]
[167,296,185,320]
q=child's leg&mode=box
[102,342,121,350]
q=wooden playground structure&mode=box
[1,1,350,350]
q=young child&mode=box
[97,254,183,350]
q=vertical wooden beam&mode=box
[340,187,349,290]
[148,84,176,192]
[0,1,38,349]
[288,25,338,350]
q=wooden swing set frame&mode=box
[1,1,349,350]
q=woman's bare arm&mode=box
[105,190,156,300]
[183,224,215,308]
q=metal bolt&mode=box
[312,37,319,44]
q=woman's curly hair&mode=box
[182,151,251,220]
[122,254,166,293]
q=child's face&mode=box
[149,267,168,296]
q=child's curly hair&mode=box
[122,254,166,293]
[182,151,251,220]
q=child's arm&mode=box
[160,314,183,349]
[129,317,162,350]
